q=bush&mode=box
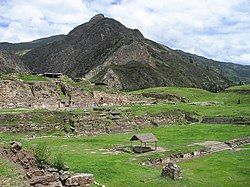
[52,153,66,170]
[34,143,51,167]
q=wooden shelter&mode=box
[130,133,158,153]
[42,72,63,78]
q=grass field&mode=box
[0,157,25,186]
[0,85,249,186]
[179,149,250,187]
[1,124,249,186]
[125,85,250,117]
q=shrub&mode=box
[34,143,51,167]
[52,153,66,170]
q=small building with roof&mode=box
[42,72,63,78]
[130,133,158,153]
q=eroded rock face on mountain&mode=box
[85,41,150,79]
[0,51,30,73]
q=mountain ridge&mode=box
[0,34,65,55]
[0,14,249,91]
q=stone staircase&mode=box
[207,143,232,153]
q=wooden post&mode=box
[130,141,132,148]
[144,142,146,147]
[155,141,157,150]
[141,142,142,154]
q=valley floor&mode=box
[0,124,250,186]
[0,84,249,186]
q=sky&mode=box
[0,0,250,65]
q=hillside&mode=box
[0,34,65,55]
[0,14,247,91]
[175,50,250,83]
[0,51,30,73]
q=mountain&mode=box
[0,50,30,73]
[9,14,249,91]
[175,50,250,83]
[0,34,65,55]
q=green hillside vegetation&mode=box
[126,85,250,117]
[226,84,250,91]
[130,86,250,104]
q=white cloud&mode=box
[232,54,250,65]
[0,0,95,42]
[0,0,249,65]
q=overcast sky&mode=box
[0,0,250,65]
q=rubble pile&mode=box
[161,162,183,180]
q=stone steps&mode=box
[208,143,231,152]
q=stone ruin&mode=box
[0,80,141,109]
[143,136,250,169]
[161,162,183,180]
[0,141,94,187]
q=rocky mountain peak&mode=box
[89,13,105,23]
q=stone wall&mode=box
[201,116,250,125]
[0,80,142,109]
[143,136,250,166]
[0,80,61,109]
[93,91,134,106]
[0,142,95,187]
[0,110,187,135]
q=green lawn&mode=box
[226,84,250,91]
[130,86,250,105]
[0,157,25,186]
[179,149,250,187]
[124,85,250,117]
[17,73,49,82]
[1,124,249,186]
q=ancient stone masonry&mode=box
[0,123,62,134]
[0,80,60,109]
[141,93,187,103]
[0,142,95,187]
[201,116,250,125]
[161,162,183,180]
[0,110,188,135]
[93,91,134,106]
[225,137,250,148]
[143,136,250,166]
[0,80,145,109]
